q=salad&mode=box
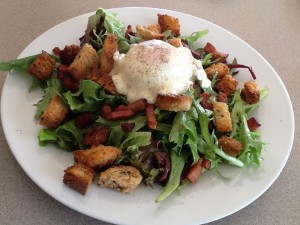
[0,9,268,202]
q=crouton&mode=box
[81,125,110,147]
[157,14,180,36]
[98,165,142,193]
[99,34,118,74]
[40,95,69,129]
[241,81,260,104]
[136,25,164,40]
[73,145,122,169]
[212,101,232,132]
[63,163,95,195]
[155,95,192,111]
[27,51,56,80]
[167,38,183,47]
[214,74,238,97]
[87,67,117,94]
[205,63,229,80]
[147,24,162,33]
[218,135,243,156]
[68,43,99,81]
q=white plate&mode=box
[1,7,294,225]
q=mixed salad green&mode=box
[0,9,268,202]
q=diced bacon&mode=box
[204,42,229,63]
[186,158,203,184]
[200,92,212,110]
[107,110,135,121]
[127,99,147,112]
[146,104,157,129]
[114,105,129,111]
[74,112,94,129]
[125,25,137,40]
[100,104,112,118]
[217,91,228,103]
[52,47,61,56]
[121,122,135,132]
[201,158,211,170]
[247,117,261,131]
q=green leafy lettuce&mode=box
[34,73,63,119]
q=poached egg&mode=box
[110,39,210,103]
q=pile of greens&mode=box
[0,9,268,202]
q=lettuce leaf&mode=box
[230,90,267,166]
[34,73,63,119]
[38,120,83,151]
[63,79,102,112]
[0,53,59,72]
[0,54,39,72]
[97,8,126,42]
[80,8,126,50]
[191,96,245,167]
[180,29,209,48]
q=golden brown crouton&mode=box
[99,34,118,74]
[98,165,142,193]
[157,14,180,36]
[155,95,192,112]
[73,145,122,169]
[241,81,260,104]
[63,163,95,195]
[81,125,110,147]
[214,74,238,97]
[147,24,162,33]
[212,101,232,132]
[167,38,183,47]
[87,67,117,94]
[40,95,69,129]
[27,51,56,80]
[68,43,99,81]
[205,63,229,80]
[136,25,164,40]
[218,135,243,156]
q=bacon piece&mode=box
[199,92,212,110]
[52,47,61,56]
[59,45,81,65]
[186,158,203,184]
[127,99,147,112]
[125,25,137,40]
[58,64,69,72]
[57,65,79,93]
[247,117,261,131]
[100,104,112,118]
[114,105,128,111]
[201,158,211,170]
[107,110,135,121]
[217,91,228,103]
[74,112,94,129]
[146,104,157,129]
[204,42,229,63]
[120,122,135,132]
